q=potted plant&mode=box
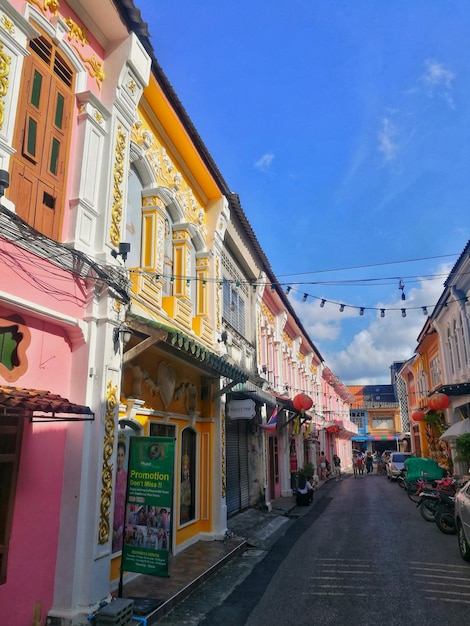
[455,433,470,474]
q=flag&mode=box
[260,406,278,431]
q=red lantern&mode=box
[293,393,313,413]
[411,410,425,422]
[428,393,450,411]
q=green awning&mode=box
[127,313,249,383]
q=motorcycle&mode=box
[435,492,456,534]
[418,489,456,534]
[417,490,441,521]
[416,479,458,522]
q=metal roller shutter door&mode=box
[225,418,249,516]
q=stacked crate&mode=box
[95,599,134,626]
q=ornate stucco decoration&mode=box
[131,118,206,233]
[110,124,126,247]
[27,0,59,17]
[1,15,14,35]
[75,48,104,90]
[261,302,275,326]
[98,382,117,544]
[64,17,89,45]
[27,2,104,89]
[64,17,104,90]
[0,42,10,131]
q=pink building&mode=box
[0,1,150,623]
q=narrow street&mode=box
[159,472,470,626]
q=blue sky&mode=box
[136,0,469,384]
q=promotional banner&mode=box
[121,436,175,577]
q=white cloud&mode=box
[377,117,399,161]
[420,59,455,108]
[254,152,274,172]
[295,264,451,385]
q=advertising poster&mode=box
[121,436,175,577]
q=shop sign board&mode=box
[121,436,175,578]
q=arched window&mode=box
[162,216,174,296]
[447,326,455,376]
[180,428,196,525]
[453,318,462,371]
[460,313,469,367]
[126,166,144,269]
[9,30,75,241]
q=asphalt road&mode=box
[158,473,470,625]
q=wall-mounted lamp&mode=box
[111,242,131,262]
[113,324,132,346]
[0,169,9,198]
[218,330,228,345]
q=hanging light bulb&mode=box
[422,306,428,315]
[320,299,326,307]
[401,309,406,317]
[302,293,308,302]
[380,309,385,318]
[339,304,345,312]
[359,308,364,316]
[399,279,405,301]
[270,283,275,291]
[285,286,291,295]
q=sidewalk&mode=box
[119,480,332,624]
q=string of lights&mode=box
[3,231,466,316]
[122,268,468,317]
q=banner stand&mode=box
[117,436,175,597]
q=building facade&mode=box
[0,0,150,623]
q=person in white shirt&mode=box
[296,474,315,506]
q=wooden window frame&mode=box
[0,416,24,585]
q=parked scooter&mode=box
[417,489,456,533]
[416,479,458,522]
[435,492,456,534]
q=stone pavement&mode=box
[119,478,334,624]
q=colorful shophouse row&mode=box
[0,0,150,623]
[398,240,470,476]
[0,1,355,623]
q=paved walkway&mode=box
[118,479,334,624]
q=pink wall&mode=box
[0,239,88,622]
[0,425,67,625]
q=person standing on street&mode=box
[333,454,342,480]
[319,451,327,480]
[365,451,373,474]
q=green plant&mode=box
[455,433,470,465]
[424,410,446,432]
[301,462,315,479]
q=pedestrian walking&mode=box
[365,451,373,474]
[333,454,342,480]
[319,451,327,480]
